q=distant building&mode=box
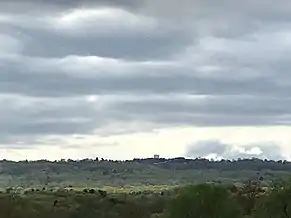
[153,154,160,159]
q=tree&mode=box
[232,180,264,216]
[253,179,291,218]
[165,184,242,218]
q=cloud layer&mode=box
[1,0,291,158]
[185,140,286,160]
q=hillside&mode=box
[0,157,290,188]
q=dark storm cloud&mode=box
[1,0,291,149]
[185,140,285,160]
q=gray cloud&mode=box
[0,94,165,140]
[1,55,291,98]
[0,2,193,60]
[1,94,291,145]
[185,140,286,160]
[23,32,191,60]
[1,0,291,153]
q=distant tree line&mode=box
[0,157,291,176]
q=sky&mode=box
[1,0,291,161]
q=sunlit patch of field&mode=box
[70,184,178,193]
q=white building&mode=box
[153,154,160,159]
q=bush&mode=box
[165,184,242,218]
[253,181,291,218]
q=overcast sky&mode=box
[1,0,291,161]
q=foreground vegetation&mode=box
[1,178,291,218]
